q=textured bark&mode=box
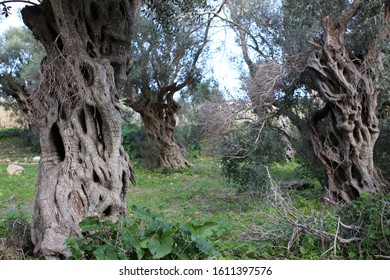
[307,14,388,203]
[19,0,141,259]
[128,89,189,169]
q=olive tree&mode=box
[224,0,390,202]
[1,0,142,259]
[0,25,45,123]
[291,0,390,202]
[124,2,223,169]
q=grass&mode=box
[129,157,239,221]
[0,163,37,217]
[2,129,387,260]
[0,152,275,259]
[0,137,343,260]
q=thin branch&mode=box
[0,1,39,6]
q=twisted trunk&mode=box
[129,90,189,169]
[307,15,388,203]
[19,0,141,259]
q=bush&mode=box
[0,127,41,153]
[247,190,390,260]
[122,124,147,159]
[65,205,225,260]
[0,127,24,139]
[175,123,203,158]
[337,193,390,259]
[218,125,287,196]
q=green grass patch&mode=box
[0,163,37,217]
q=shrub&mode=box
[218,125,287,196]
[0,127,41,153]
[375,121,390,182]
[337,193,390,259]
[246,189,390,260]
[175,123,203,158]
[65,205,224,260]
[0,127,24,139]
[122,124,147,159]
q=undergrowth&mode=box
[65,205,225,260]
[0,143,389,260]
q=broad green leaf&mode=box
[148,235,174,259]
[79,216,101,232]
[93,244,118,260]
[195,239,214,254]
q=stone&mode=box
[7,164,25,175]
[33,156,41,162]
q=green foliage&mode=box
[0,127,40,154]
[175,79,224,159]
[175,123,203,158]
[337,193,390,259]
[0,26,45,92]
[219,125,287,195]
[375,118,390,182]
[122,124,147,159]
[65,205,224,260]
[144,0,210,31]
[0,127,23,139]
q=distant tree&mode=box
[175,79,223,155]
[124,2,224,169]
[0,26,45,123]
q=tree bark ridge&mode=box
[307,13,388,202]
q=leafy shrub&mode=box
[0,127,24,139]
[122,124,147,159]
[337,193,390,259]
[175,123,203,158]
[20,129,40,153]
[375,121,390,182]
[218,125,287,196]
[0,127,41,153]
[65,205,224,260]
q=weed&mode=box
[65,205,225,260]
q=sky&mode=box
[0,2,244,96]
[208,24,245,96]
[0,3,26,33]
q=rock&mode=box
[7,164,25,175]
[32,156,41,162]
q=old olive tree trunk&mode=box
[307,11,389,203]
[18,0,141,259]
[127,86,190,169]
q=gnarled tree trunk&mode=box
[129,90,189,169]
[307,15,388,203]
[19,0,141,259]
